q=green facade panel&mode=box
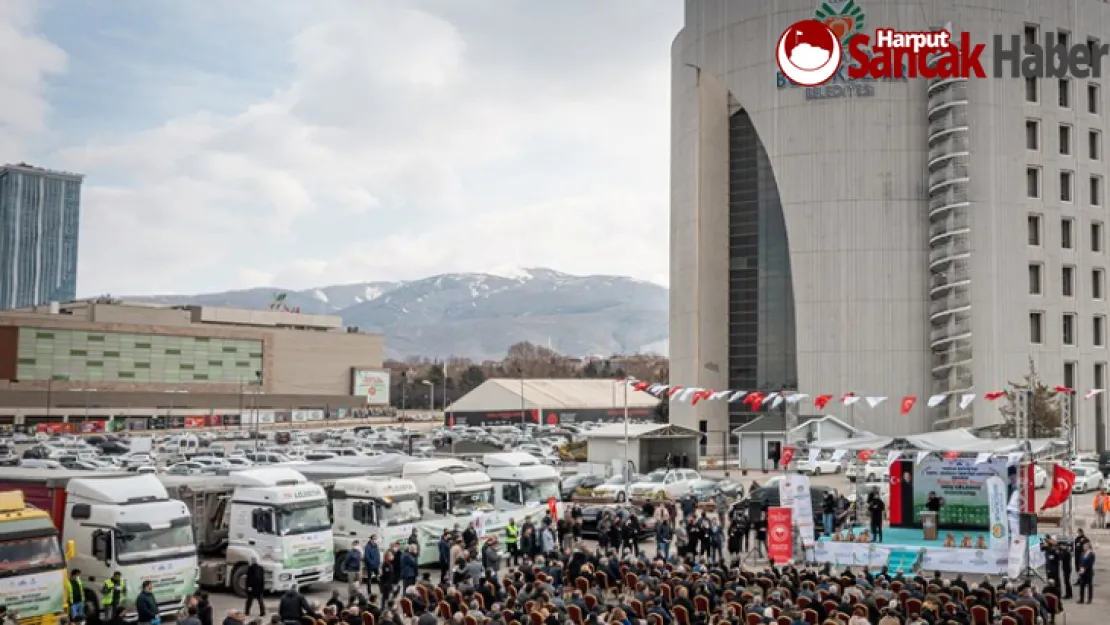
[14,327,263,384]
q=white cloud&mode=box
[39,0,678,295]
[0,0,67,161]
[790,44,831,71]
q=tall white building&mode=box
[669,0,1110,449]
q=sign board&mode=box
[352,368,391,405]
[767,507,794,564]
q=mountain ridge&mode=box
[126,268,669,360]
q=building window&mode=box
[1027,167,1041,198]
[1063,265,1076,296]
[1025,25,1038,46]
[1064,313,1077,345]
[1063,217,1075,248]
[1094,268,1105,299]
[1031,312,1044,343]
[1091,130,1102,159]
[1059,30,1070,49]
[1027,120,1040,149]
[1094,222,1104,252]
[1093,176,1103,206]
[1065,360,1077,389]
[1029,214,1042,245]
[1096,315,1106,347]
[1089,37,1101,58]
[1061,170,1074,202]
[1090,84,1101,114]
[1030,263,1043,294]
[1060,79,1071,108]
[1027,77,1039,103]
[1061,124,1073,155]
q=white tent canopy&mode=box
[807,427,1063,454]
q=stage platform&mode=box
[810,527,1044,575]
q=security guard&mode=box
[101,571,127,620]
[505,518,520,566]
[1060,538,1075,599]
[65,569,85,621]
[1045,537,1063,589]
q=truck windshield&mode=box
[0,536,64,578]
[116,525,196,562]
[379,498,422,526]
[276,503,331,535]
[521,479,560,504]
[450,489,494,515]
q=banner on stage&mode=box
[1007,536,1027,579]
[767,507,794,563]
[915,456,1008,527]
[789,474,816,548]
[986,476,1009,550]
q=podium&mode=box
[921,511,938,541]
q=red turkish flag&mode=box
[745,392,766,410]
[780,446,796,466]
[1054,386,1075,394]
[900,396,916,415]
[691,389,713,405]
[632,381,651,391]
[943,450,960,460]
[856,449,874,462]
[814,394,834,409]
[984,391,1006,401]
[667,386,684,397]
[1041,465,1076,510]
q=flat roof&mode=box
[585,423,700,439]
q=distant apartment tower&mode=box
[0,163,83,310]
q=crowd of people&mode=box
[243,501,1080,625]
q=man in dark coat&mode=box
[245,559,266,616]
[437,530,452,583]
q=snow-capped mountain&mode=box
[126,268,668,360]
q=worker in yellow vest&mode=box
[101,571,127,621]
[1094,488,1110,528]
[65,569,85,621]
[505,518,520,566]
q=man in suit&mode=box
[1078,541,1096,604]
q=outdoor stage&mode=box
[810,527,1045,575]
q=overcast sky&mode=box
[2,0,682,296]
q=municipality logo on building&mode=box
[777,0,1107,99]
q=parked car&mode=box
[847,459,886,482]
[592,474,645,502]
[561,474,605,501]
[1072,466,1104,493]
[0,445,18,466]
[795,458,842,476]
[577,504,656,540]
[629,469,702,499]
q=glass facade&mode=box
[0,166,82,310]
[15,328,263,384]
[728,110,798,426]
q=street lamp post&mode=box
[421,380,435,412]
[623,381,631,500]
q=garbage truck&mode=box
[0,469,198,620]
[481,452,561,509]
[0,490,68,625]
[159,467,333,596]
[330,476,424,567]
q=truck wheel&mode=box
[230,564,249,598]
[334,553,347,582]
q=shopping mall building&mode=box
[669,0,1110,446]
[0,300,386,432]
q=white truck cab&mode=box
[401,459,494,518]
[65,474,198,618]
[162,468,334,597]
[482,452,561,509]
[331,477,423,567]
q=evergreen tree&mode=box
[998,358,1063,438]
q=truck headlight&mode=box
[279,573,292,581]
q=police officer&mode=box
[1045,537,1063,589]
[1060,537,1075,599]
[100,571,126,622]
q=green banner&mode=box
[0,570,65,619]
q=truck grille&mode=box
[295,571,324,584]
